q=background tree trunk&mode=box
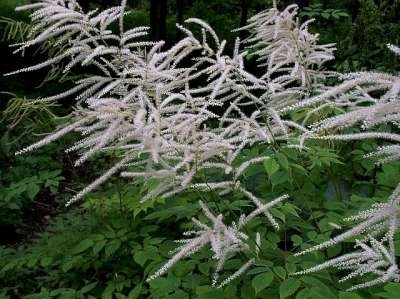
[176,0,184,41]
[239,0,249,40]
[79,0,90,11]
[348,0,360,21]
[150,0,168,42]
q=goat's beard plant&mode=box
[7,0,400,290]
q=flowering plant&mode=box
[7,0,400,290]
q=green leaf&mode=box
[128,284,142,299]
[198,261,212,275]
[336,12,350,17]
[26,183,40,200]
[285,263,297,274]
[61,259,75,272]
[264,158,280,177]
[270,207,285,222]
[271,171,290,187]
[247,267,269,275]
[195,286,224,299]
[251,271,274,294]
[173,260,198,277]
[105,239,121,257]
[301,276,335,299]
[134,251,147,266]
[273,266,286,280]
[291,235,303,246]
[165,290,188,299]
[276,153,289,170]
[1,261,16,273]
[81,282,98,294]
[241,283,256,299]
[72,239,94,255]
[40,256,53,267]
[309,287,336,299]
[102,284,115,299]
[26,256,39,268]
[93,239,107,255]
[321,12,330,19]
[291,163,308,175]
[282,203,299,217]
[338,292,363,299]
[296,288,311,299]
[279,278,301,299]
[384,282,400,293]
[376,282,400,298]
[53,290,77,299]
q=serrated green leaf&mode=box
[384,282,400,293]
[336,12,350,17]
[102,284,115,299]
[377,282,400,298]
[338,291,363,299]
[241,282,256,299]
[134,251,147,266]
[276,153,289,170]
[270,207,285,222]
[72,239,94,255]
[1,261,16,273]
[247,267,269,275]
[310,287,336,299]
[61,260,74,272]
[105,239,121,257]
[251,271,274,294]
[280,278,301,299]
[282,203,299,217]
[291,235,303,246]
[26,183,40,200]
[285,263,297,274]
[115,293,128,299]
[273,266,286,280]
[296,288,311,299]
[93,239,107,255]
[195,286,224,298]
[301,276,336,299]
[271,171,290,187]
[81,282,98,294]
[264,158,280,177]
[40,256,53,267]
[128,284,142,299]
[26,256,39,268]
[291,163,308,175]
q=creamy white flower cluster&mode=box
[237,3,336,111]
[295,236,400,291]
[290,45,400,288]
[148,195,287,286]
[11,0,326,208]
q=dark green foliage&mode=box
[2,138,400,298]
[0,95,62,239]
[301,0,400,72]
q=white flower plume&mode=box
[290,45,400,289]
[147,195,287,286]
[295,236,400,291]
[10,0,297,205]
